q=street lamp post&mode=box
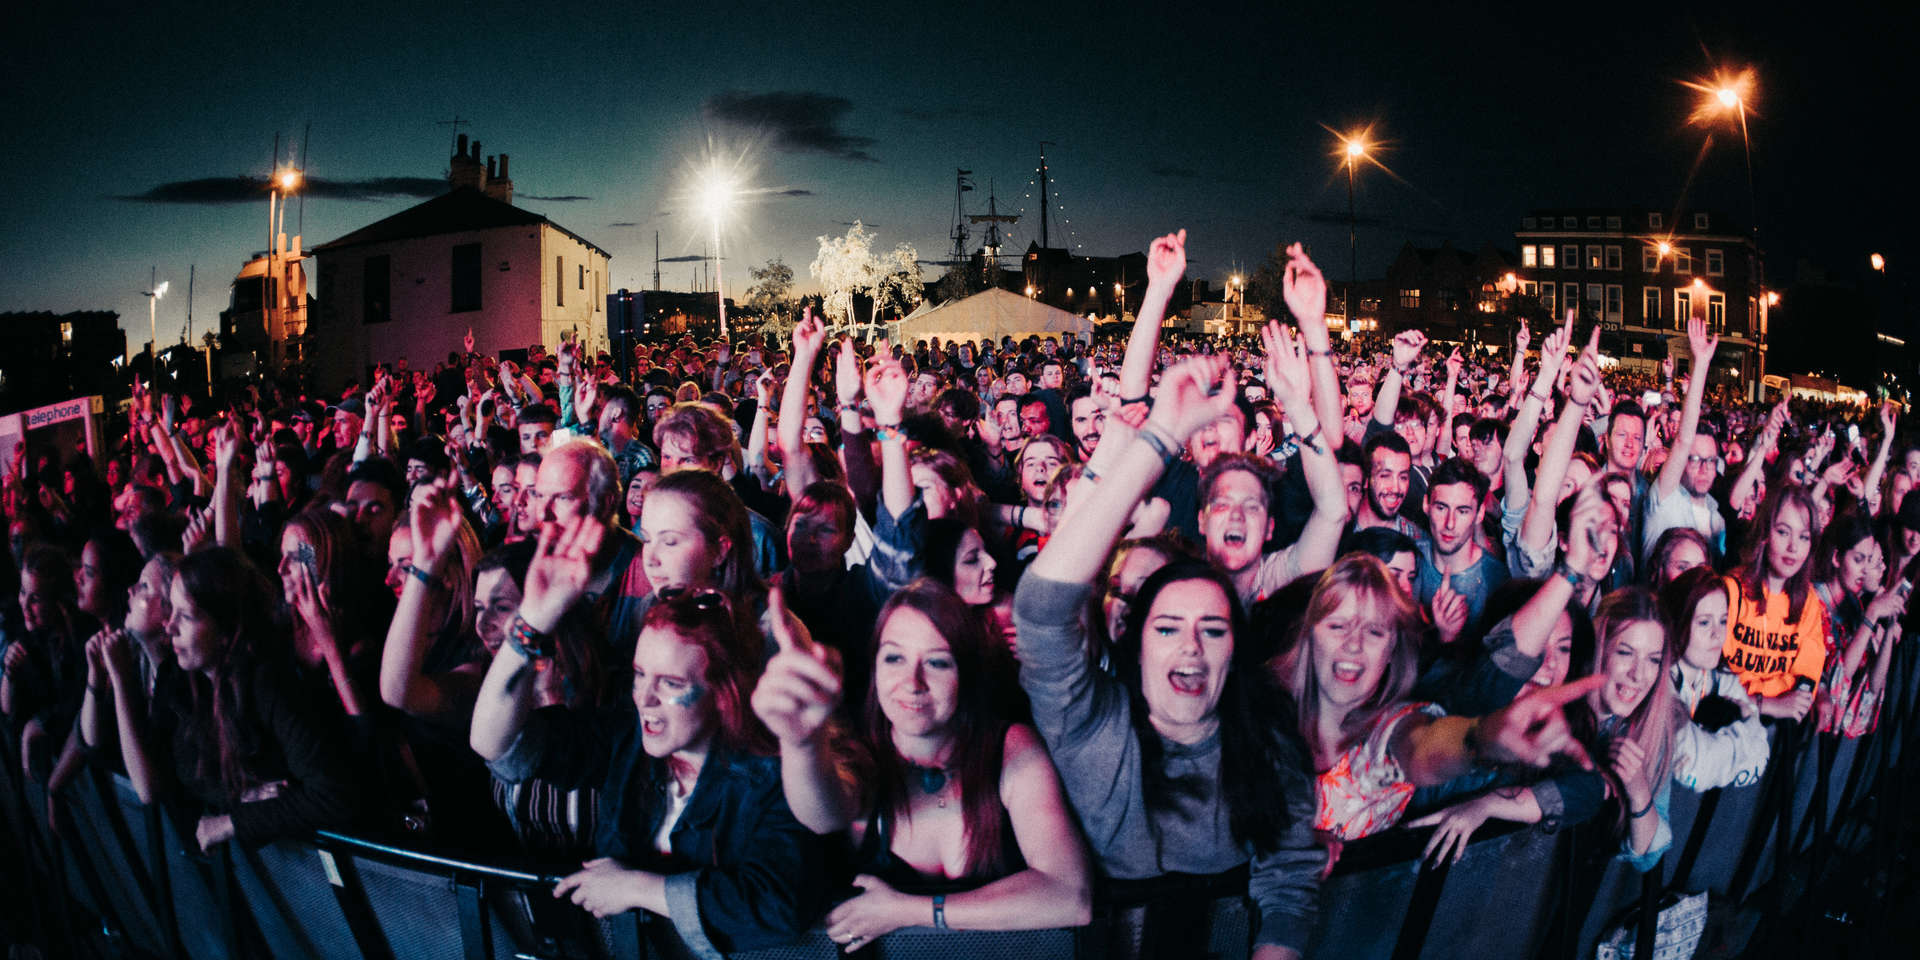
[697,168,736,341]
[1341,135,1369,333]
[144,269,168,362]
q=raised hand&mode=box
[1145,229,1187,289]
[1143,355,1238,444]
[181,506,212,553]
[1661,354,1676,384]
[793,306,825,357]
[212,424,242,476]
[519,516,604,633]
[753,371,776,406]
[1514,319,1532,356]
[1881,400,1899,437]
[1564,483,1621,579]
[1259,321,1311,409]
[1385,331,1425,373]
[1565,328,1602,408]
[863,340,909,423]
[463,327,476,354]
[834,337,863,408]
[976,413,1003,449]
[1281,242,1328,332]
[408,481,466,577]
[1445,347,1464,380]
[1686,314,1719,371]
[751,587,843,745]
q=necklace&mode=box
[907,763,952,808]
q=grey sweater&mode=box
[1013,574,1321,953]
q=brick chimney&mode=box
[449,134,486,193]
[485,152,514,205]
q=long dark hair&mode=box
[647,470,763,599]
[1116,559,1303,856]
[864,580,1015,877]
[1735,484,1818,624]
[174,548,283,800]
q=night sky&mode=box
[2,1,1908,348]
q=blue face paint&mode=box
[664,682,705,709]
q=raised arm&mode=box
[1653,315,1718,500]
[470,517,601,762]
[751,587,861,834]
[381,483,484,717]
[1503,320,1573,515]
[1519,328,1601,555]
[1263,321,1345,573]
[1119,230,1185,400]
[1371,330,1428,428]
[744,373,777,484]
[1437,348,1463,458]
[1031,356,1238,586]
[87,630,163,803]
[864,342,915,522]
[210,424,243,550]
[1864,401,1898,515]
[779,312,827,500]
[1282,243,1347,451]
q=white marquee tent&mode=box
[892,287,1093,344]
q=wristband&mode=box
[506,615,554,662]
[875,422,905,443]
[1529,389,1551,404]
[1629,796,1656,819]
[1553,562,1593,593]
[1307,348,1333,358]
[1137,426,1181,466]
[407,564,445,592]
[932,894,947,930]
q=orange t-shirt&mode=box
[1721,576,1829,699]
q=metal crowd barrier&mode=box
[5,635,1915,960]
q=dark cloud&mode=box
[775,189,813,197]
[520,194,590,202]
[116,175,444,204]
[703,90,878,163]
[607,221,640,227]
[658,254,714,263]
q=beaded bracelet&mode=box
[506,615,554,661]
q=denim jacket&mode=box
[599,727,826,959]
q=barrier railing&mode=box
[4,637,1914,959]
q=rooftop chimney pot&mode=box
[498,154,509,179]
[471,140,481,160]
[486,155,496,178]
[456,133,468,156]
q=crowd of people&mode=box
[2,229,1911,958]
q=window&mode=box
[1541,245,1557,268]
[1399,288,1421,308]
[1585,245,1603,270]
[1562,217,1578,229]
[1648,212,1663,230]
[1643,287,1662,324]
[1706,249,1725,276]
[1562,282,1579,315]
[1522,280,1538,297]
[1586,283,1605,317]
[578,263,586,290]
[1606,216,1622,230]
[1675,248,1692,274]
[1605,245,1622,270]
[1642,246,1659,272]
[1707,292,1726,330]
[1561,244,1578,269]
[1540,283,1556,315]
[1675,289,1692,329]
[1586,216,1601,230]
[595,270,602,312]
[451,244,482,313]
[1693,212,1710,230]
[364,254,393,323]
[60,321,73,344]
[1606,284,1623,321]
[1522,244,1538,268]
[556,256,565,307]
[1522,216,1538,229]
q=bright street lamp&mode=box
[695,166,738,338]
[1871,253,1886,273]
[144,274,168,358]
[1333,127,1378,331]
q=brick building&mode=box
[1514,208,1770,395]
